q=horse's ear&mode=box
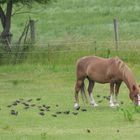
[132,85,136,91]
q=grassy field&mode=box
[11,0,140,44]
[0,64,140,140]
[1,0,140,140]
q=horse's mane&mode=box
[113,57,136,84]
[114,57,125,71]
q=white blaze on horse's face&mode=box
[138,94,140,106]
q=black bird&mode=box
[39,112,45,116]
[55,111,62,114]
[36,98,41,101]
[117,129,120,133]
[7,105,12,108]
[52,114,57,117]
[27,99,33,102]
[15,100,20,103]
[81,108,87,112]
[63,110,70,114]
[87,129,91,133]
[22,103,29,106]
[72,112,78,115]
[45,106,50,109]
[40,109,45,112]
[120,101,124,105]
[38,106,42,108]
[24,106,29,110]
[45,109,50,112]
[96,95,100,98]
[11,110,18,116]
[98,100,103,103]
[12,102,18,106]
[42,105,46,108]
[103,96,107,99]
[31,104,36,107]
[106,96,110,101]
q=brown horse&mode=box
[74,56,140,109]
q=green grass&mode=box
[0,64,140,140]
[10,0,140,44]
[1,0,140,139]
[5,0,140,66]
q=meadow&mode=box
[0,63,140,140]
[11,0,140,43]
[0,0,140,140]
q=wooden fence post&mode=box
[29,20,35,43]
[114,18,119,50]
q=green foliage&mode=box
[119,107,134,121]
[119,105,140,122]
[134,106,140,113]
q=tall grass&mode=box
[10,0,140,44]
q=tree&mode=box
[0,0,51,52]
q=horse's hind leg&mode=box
[114,81,122,106]
[74,79,83,109]
[88,79,98,107]
[109,82,115,107]
[81,82,88,104]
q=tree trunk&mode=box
[0,0,13,52]
[0,6,6,29]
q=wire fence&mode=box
[0,40,140,64]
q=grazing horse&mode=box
[74,56,140,109]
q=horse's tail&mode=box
[81,82,88,104]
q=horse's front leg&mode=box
[109,82,115,107]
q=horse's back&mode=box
[77,56,123,68]
[76,56,109,69]
[76,56,122,83]
[76,56,110,79]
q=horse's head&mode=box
[129,85,140,105]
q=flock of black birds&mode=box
[5,95,123,134]
[6,94,124,117]
[6,97,87,117]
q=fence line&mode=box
[0,47,140,54]
[1,40,140,46]
[0,48,140,54]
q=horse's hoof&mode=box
[74,103,80,110]
[75,106,80,110]
[110,103,116,108]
